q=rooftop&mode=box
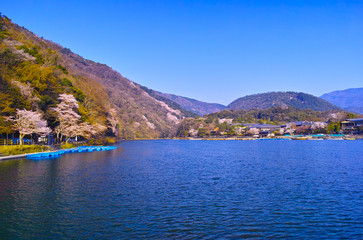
[244,123,279,128]
[347,118,363,122]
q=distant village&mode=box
[184,118,363,140]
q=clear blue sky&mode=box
[1,0,362,105]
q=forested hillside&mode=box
[137,85,198,118]
[155,92,226,116]
[206,107,350,124]
[0,14,189,139]
[228,92,340,111]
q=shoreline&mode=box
[0,146,117,162]
[1,136,361,162]
[184,136,363,141]
[0,150,61,162]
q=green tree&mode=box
[346,113,357,119]
[205,116,213,124]
[197,128,208,137]
[327,123,340,133]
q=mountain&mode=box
[154,92,226,116]
[227,92,340,111]
[0,14,190,139]
[206,107,348,124]
[320,88,363,114]
[136,85,198,118]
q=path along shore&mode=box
[0,150,60,162]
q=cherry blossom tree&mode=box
[311,122,327,131]
[53,94,95,143]
[249,127,259,135]
[8,109,51,145]
[53,94,80,142]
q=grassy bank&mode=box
[0,145,50,156]
[60,143,76,149]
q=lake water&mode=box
[0,140,362,239]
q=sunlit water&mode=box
[0,140,362,239]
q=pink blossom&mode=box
[8,109,51,145]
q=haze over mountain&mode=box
[320,88,363,114]
[227,92,340,111]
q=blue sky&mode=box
[1,0,362,105]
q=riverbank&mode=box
[0,145,117,162]
[0,145,50,156]
[0,150,62,161]
[0,143,79,160]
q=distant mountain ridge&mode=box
[137,85,198,118]
[155,92,226,116]
[227,92,340,111]
[320,88,363,114]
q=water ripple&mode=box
[0,140,362,239]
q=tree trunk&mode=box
[19,133,24,146]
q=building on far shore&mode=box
[243,124,280,137]
[280,121,311,128]
[243,123,280,131]
[341,118,363,130]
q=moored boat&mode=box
[26,145,117,160]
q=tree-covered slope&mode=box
[321,88,363,114]
[227,92,340,111]
[155,92,226,116]
[0,14,189,139]
[137,85,198,118]
[206,107,349,124]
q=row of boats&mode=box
[27,146,117,160]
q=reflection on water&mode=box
[0,140,362,239]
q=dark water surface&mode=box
[0,140,362,239]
